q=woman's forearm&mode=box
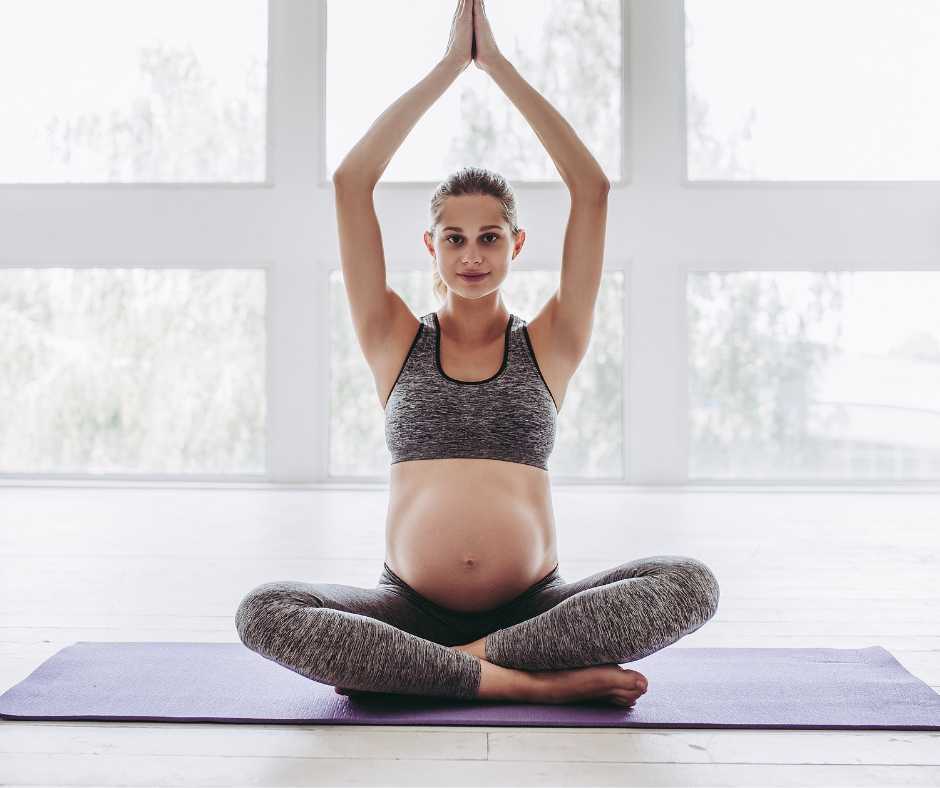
[333,58,465,188]
[485,57,609,194]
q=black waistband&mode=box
[381,561,560,611]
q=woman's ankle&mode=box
[475,658,539,701]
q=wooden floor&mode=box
[1,485,938,787]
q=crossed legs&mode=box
[234,555,720,702]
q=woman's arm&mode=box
[332,1,473,188]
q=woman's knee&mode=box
[669,556,720,620]
[235,581,321,647]
[645,556,719,623]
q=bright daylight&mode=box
[1,1,938,786]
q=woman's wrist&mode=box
[438,54,511,78]
[479,55,511,76]
[438,55,469,78]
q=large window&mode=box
[0,0,267,183]
[685,0,940,181]
[688,271,940,479]
[0,268,266,474]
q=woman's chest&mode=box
[438,324,571,414]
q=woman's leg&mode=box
[234,566,482,700]
[481,555,720,671]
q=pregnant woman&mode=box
[236,0,719,707]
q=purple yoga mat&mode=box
[1,642,938,729]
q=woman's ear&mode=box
[512,229,526,258]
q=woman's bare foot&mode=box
[523,663,648,707]
[334,653,649,708]
[471,655,648,707]
[336,665,647,707]
[457,641,648,707]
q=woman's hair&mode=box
[428,166,521,302]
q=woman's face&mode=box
[424,195,524,299]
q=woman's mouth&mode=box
[459,273,489,281]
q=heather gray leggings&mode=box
[235,555,720,701]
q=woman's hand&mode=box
[443,0,473,71]
[472,0,504,72]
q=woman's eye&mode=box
[446,233,499,245]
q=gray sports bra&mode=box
[385,312,558,471]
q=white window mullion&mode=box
[268,0,328,482]
[622,0,690,484]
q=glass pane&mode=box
[330,269,624,478]
[688,271,940,479]
[0,0,267,183]
[0,268,266,473]
[685,0,940,181]
[327,0,621,182]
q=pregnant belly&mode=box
[385,459,558,613]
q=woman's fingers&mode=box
[471,0,502,70]
[444,0,473,68]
